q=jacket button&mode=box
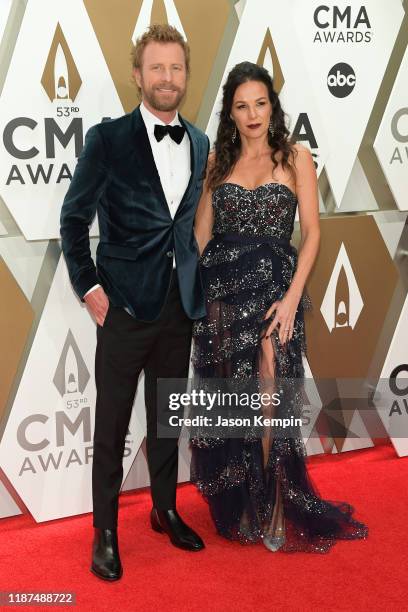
[166,250,174,258]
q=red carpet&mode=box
[1,443,407,611]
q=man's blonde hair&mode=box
[131,24,190,75]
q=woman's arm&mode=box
[286,143,320,301]
[194,152,215,255]
[264,143,320,344]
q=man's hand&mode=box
[84,286,110,326]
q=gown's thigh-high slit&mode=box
[258,332,286,550]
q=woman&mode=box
[190,62,368,553]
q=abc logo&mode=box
[327,63,356,98]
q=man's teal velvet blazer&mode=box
[60,105,209,321]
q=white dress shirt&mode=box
[140,101,191,227]
[84,102,191,297]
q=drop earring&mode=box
[231,124,237,143]
[269,117,275,137]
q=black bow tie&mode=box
[154,123,185,144]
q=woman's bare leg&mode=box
[259,333,286,551]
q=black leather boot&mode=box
[90,528,123,581]
[150,508,205,551]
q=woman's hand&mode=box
[263,291,301,345]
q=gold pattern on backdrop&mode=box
[257,28,284,94]
[151,0,168,25]
[41,23,82,102]
[306,216,398,379]
[305,216,398,451]
[83,0,231,121]
[0,259,34,426]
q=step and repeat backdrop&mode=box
[0,0,407,522]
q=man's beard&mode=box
[142,83,186,112]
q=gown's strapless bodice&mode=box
[211,182,298,241]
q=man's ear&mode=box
[133,67,142,88]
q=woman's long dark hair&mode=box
[208,61,297,190]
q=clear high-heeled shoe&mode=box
[262,527,286,552]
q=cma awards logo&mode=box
[389,108,408,165]
[320,243,364,332]
[313,5,372,43]
[41,23,82,103]
[15,330,132,477]
[327,62,356,98]
[53,329,90,397]
[4,22,85,188]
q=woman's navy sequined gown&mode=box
[190,182,368,553]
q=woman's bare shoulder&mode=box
[291,142,314,169]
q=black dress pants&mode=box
[92,271,193,528]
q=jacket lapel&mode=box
[175,114,199,218]
[131,106,170,215]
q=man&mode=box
[60,24,209,581]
